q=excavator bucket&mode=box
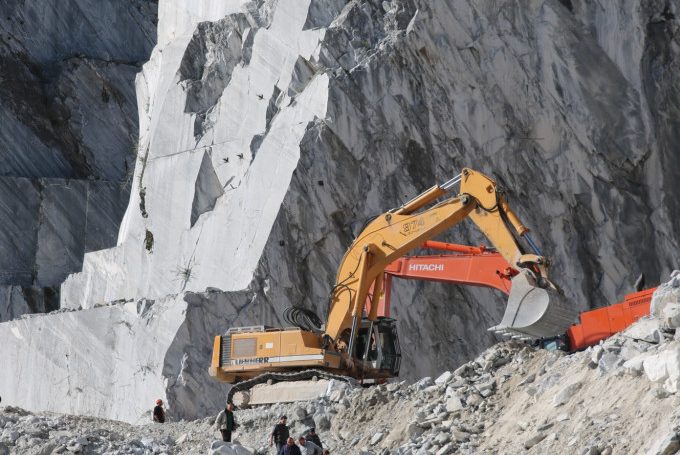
[489,269,577,339]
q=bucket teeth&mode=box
[489,327,529,340]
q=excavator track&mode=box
[227,369,357,406]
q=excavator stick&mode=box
[490,269,577,339]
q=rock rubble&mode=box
[6,284,680,454]
[2,325,679,455]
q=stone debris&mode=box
[4,307,680,455]
[445,395,464,413]
[642,346,680,392]
[434,371,453,386]
[623,354,648,376]
[651,271,680,329]
[597,352,623,374]
[647,432,680,455]
[552,382,582,407]
[211,441,255,455]
[622,317,663,343]
[650,388,671,400]
[523,433,546,449]
[555,413,570,422]
[370,433,384,445]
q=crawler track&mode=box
[227,369,357,404]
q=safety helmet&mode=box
[156,399,163,405]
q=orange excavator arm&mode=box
[366,241,517,317]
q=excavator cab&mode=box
[355,317,401,376]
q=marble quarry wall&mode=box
[1,0,679,423]
[0,0,157,320]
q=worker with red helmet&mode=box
[153,399,165,423]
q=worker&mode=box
[269,415,289,453]
[298,436,322,455]
[368,332,378,360]
[214,402,236,442]
[152,399,165,423]
[281,437,302,455]
[306,428,323,449]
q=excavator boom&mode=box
[366,241,516,317]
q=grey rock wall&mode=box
[0,0,157,319]
[0,286,58,322]
[251,0,680,379]
[0,178,129,287]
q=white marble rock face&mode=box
[2,0,680,422]
[61,0,331,308]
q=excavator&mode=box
[209,168,576,404]
[368,240,656,352]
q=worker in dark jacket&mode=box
[269,415,289,453]
[152,399,165,423]
[281,437,302,455]
[306,428,323,448]
[214,403,236,442]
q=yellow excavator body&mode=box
[209,328,336,383]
